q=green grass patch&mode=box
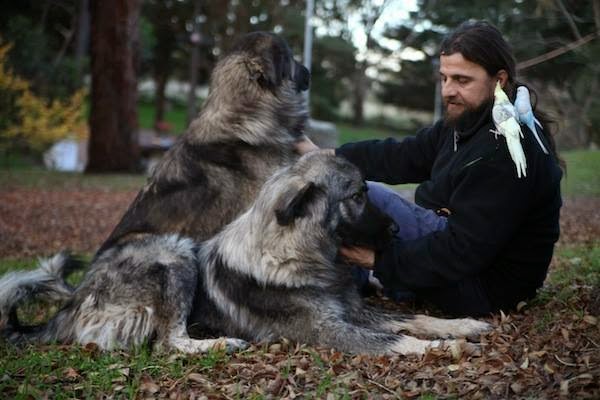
[336,123,404,145]
[530,244,600,314]
[0,258,36,277]
[0,343,230,399]
[547,245,600,287]
[561,149,600,197]
[0,167,146,191]
[138,101,188,134]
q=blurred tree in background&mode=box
[0,0,598,171]
[380,0,600,148]
[86,0,141,172]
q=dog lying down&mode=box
[0,152,491,355]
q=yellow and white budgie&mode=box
[492,81,527,178]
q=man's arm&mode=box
[335,122,444,184]
[295,135,330,155]
[373,156,533,289]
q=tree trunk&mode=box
[186,0,202,126]
[74,0,90,84]
[151,1,176,129]
[352,63,367,126]
[154,73,168,125]
[87,0,140,173]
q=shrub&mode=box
[0,40,88,155]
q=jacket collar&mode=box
[455,102,493,141]
[444,102,493,151]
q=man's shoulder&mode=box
[415,120,453,150]
[428,119,453,135]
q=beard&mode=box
[444,98,493,132]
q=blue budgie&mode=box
[515,86,549,154]
[492,82,527,178]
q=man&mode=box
[297,21,563,317]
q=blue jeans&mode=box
[366,182,447,239]
[358,182,492,316]
[353,183,446,302]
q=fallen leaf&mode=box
[560,380,570,397]
[63,367,80,379]
[139,376,160,394]
[520,357,529,369]
[187,373,206,384]
[510,382,524,394]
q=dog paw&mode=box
[443,339,481,358]
[459,319,493,340]
[213,337,250,353]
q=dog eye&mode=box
[351,192,363,202]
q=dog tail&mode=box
[0,251,84,339]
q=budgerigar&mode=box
[492,82,527,178]
[515,86,549,154]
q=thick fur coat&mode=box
[0,153,490,355]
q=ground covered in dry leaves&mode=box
[0,187,599,398]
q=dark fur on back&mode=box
[98,32,310,254]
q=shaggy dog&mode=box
[0,153,490,355]
[98,32,310,254]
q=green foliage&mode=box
[377,58,436,111]
[2,14,85,98]
[0,40,87,156]
[384,0,600,146]
[309,35,357,121]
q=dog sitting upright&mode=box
[97,32,310,255]
[0,152,491,354]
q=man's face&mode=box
[439,52,496,124]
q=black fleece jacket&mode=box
[336,112,562,311]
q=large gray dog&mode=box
[0,153,490,355]
[98,31,310,255]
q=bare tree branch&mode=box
[517,32,597,71]
[593,0,600,31]
[554,0,582,40]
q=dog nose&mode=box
[295,64,310,91]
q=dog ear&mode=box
[244,58,266,82]
[244,50,287,88]
[275,182,316,226]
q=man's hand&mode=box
[294,135,321,154]
[338,246,375,269]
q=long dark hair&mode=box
[440,20,564,169]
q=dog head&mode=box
[231,32,310,93]
[267,152,396,252]
[214,152,396,287]
[194,32,310,143]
